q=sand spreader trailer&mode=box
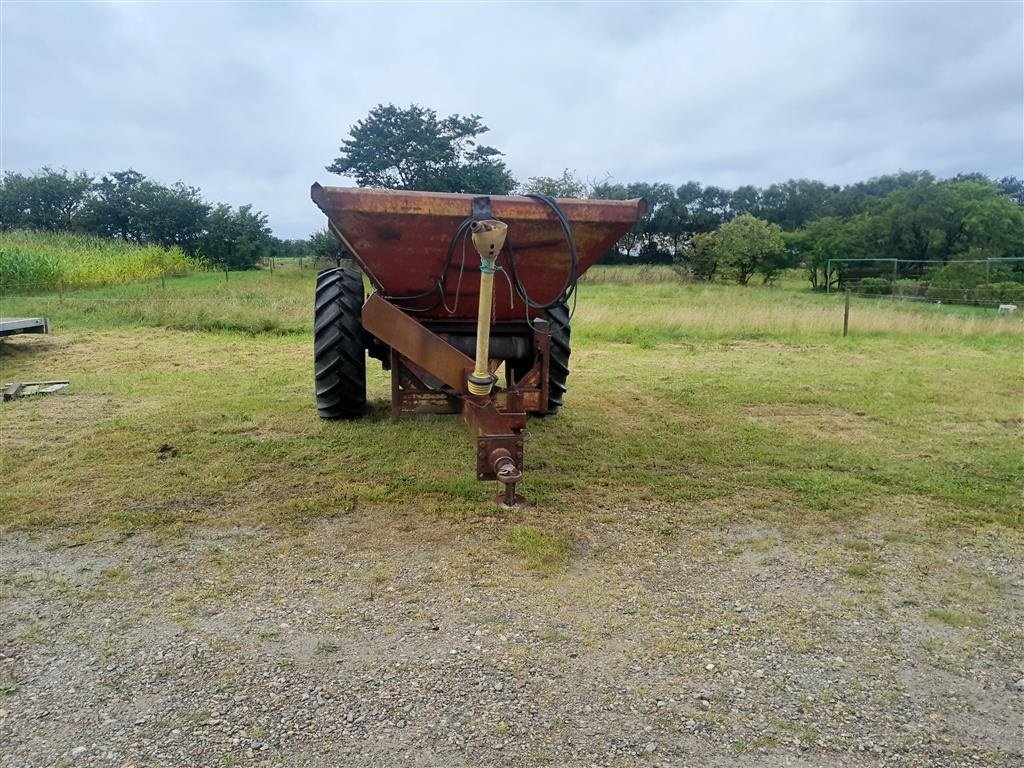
[310,185,645,507]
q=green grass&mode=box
[504,525,572,572]
[1,267,1021,539]
[0,230,198,291]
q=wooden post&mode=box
[843,290,850,337]
[161,273,166,290]
[224,265,229,283]
[892,259,898,300]
[58,279,64,304]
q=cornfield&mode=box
[0,230,198,291]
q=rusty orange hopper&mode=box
[310,184,645,506]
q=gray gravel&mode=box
[1,511,1021,767]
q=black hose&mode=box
[381,216,474,313]
[502,193,579,333]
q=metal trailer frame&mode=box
[312,186,645,506]
[0,317,49,337]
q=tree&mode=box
[590,181,642,262]
[829,171,934,217]
[141,182,209,254]
[309,228,342,264]
[787,215,871,290]
[860,178,1024,267]
[0,167,93,230]
[199,204,274,270]
[757,178,837,230]
[520,169,588,198]
[326,103,516,194]
[81,169,149,243]
[711,214,787,284]
[81,170,209,253]
[681,232,718,280]
[997,176,1024,207]
[730,185,761,217]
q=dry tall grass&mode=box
[581,264,683,284]
[577,282,1024,338]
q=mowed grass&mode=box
[1,267,1021,545]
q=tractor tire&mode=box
[545,301,571,414]
[514,301,571,415]
[314,267,366,420]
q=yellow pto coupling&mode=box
[467,219,508,396]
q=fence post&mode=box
[224,265,229,283]
[58,279,64,304]
[843,290,850,337]
[161,273,166,290]
[891,259,898,300]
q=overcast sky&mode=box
[2,1,1022,238]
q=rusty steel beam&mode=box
[462,398,526,484]
[362,293,474,392]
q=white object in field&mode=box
[2,381,70,401]
[997,304,1018,314]
[0,317,49,337]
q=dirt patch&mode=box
[0,392,122,449]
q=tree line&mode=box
[329,104,1024,289]
[0,168,332,269]
[579,173,1024,288]
[5,102,1022,288]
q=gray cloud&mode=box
[2,1,1021,237]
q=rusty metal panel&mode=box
[311,185,645,322]
[362,293,474,392]
[390,352,461,415]
[462,399,526,482]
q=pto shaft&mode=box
[467,219,508,396]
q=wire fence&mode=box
[825,257,1024,308]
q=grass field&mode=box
[1,266,1021,532]
[1,267,1022,765]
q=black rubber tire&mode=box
[314,268,366,419]
[545,301,571,414]
[513,301,571,415]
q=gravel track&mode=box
[1,511,1021,767]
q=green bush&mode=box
[973,282,1024,304]
[893,279,927,297]
[855,277,892,295]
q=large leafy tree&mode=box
[786,215,872,290]
[199,204,274,270]
[327,104,516,194]
[757,178,838,230]
[309,228,342,263]
[0,167,94,230]
[711,214,788,284]
[82,169,209,253]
